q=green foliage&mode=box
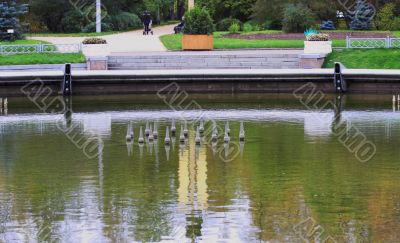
[262,20,272,30]
[0,0,29,41]
[349,0,374,30]
[183,7,215,35]
[337,19,348,30]
[252,0,341,30]
[282,3,315,33]
[252,24,261,31]
[196,0,257,22]
[243,23,253,33]
[217,18,242,31]
[82,22,113,33]
[111,12,142,31]
[61,10,86,33]
[376,3,400,31]
[228,23,240,33]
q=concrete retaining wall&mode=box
[1,69,400,96]
[0,63,87,72]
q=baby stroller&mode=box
[143,20,154,35]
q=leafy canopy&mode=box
[183,7,215,35]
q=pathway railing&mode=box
[0,43,82,55]
[346,36,400,49]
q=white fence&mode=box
[0,43,82,55]
[347,36,400,49]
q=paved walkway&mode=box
[31,24,175,53]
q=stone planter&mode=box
[182,35,213,50]
[82,44,110,57]
[304,41,332,55]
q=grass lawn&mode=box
[160,33,346,50]
[323,49,400,69]
[0,39,48,45]
[0,39,85,65]
[0,53,86,65]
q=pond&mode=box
[0,94,399,242]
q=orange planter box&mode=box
[182,34,214,50]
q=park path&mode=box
[30,24,175,53]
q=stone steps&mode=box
[108,52,301,70]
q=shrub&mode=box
[82,22,113,33]
[282,3,315,33]
[337,19,348,30]
[216,18,242,31]
[61,10,86,33]
[376,3,400,31]
[82,38,107,44]
[228,23,240,34]
[242,23,253,33]
[111,12,141,31]
[253,24,261,31]
[262,21,270,30]
[306,33,330,41]
[183,7,215,35]
[392,18,400,31]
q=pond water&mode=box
[0,94,399,242]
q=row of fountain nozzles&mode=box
[393,95,400,111]
[0,98,8,111]
[126,120,245,145]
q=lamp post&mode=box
[188,0,194,10]
[96,0,101,33]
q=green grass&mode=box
[0,53,86,65]
[323,49,400,69]
[160,33,346,50]
[0,39,48,45]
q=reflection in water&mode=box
[0,94,400,242]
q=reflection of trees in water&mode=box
[240,120,400,242]
[1,116,400,241]
[99,125,179,242]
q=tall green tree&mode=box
[197,0,257,22]
[252,0,339,29]
[0,0,28,41]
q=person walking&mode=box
[142,11,153,35]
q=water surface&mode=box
[0,94,399,242]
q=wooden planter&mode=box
[182,35,213,50]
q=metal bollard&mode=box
[62,63,72,96]
[334,62,348,93]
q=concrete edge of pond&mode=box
[1,68,400,96]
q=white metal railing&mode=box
[346,36,400,48]
[0,43,82,55]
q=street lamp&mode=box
[188,0,194,10]
[96,0,101,33]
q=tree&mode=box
[282,3,315,33]
[375,2,400,30]
[251,0,339,29]
[349,0,375,30]
[197,0,257,22]
[0,0,28,41]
